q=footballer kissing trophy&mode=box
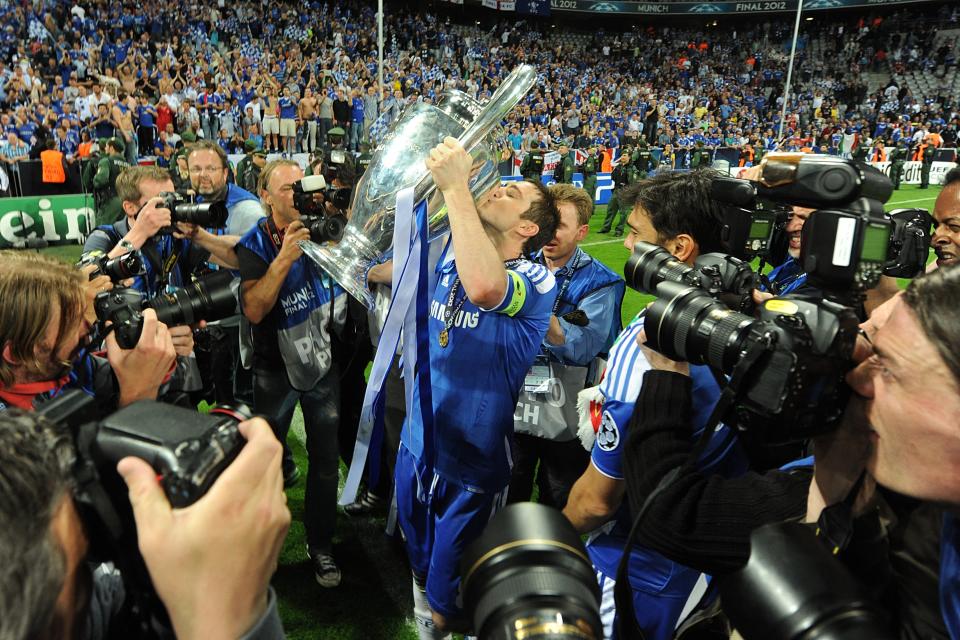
[299,64,537,308]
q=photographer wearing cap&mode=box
[236,159,347,589]
[90,137,130,227]
[0,408,289,640]
[509,184,624,509]
[0,252,176,413]
[562,170,749,640]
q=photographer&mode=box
[0,408,289,639]
[621,264,958,637]
[81,166,240,298]
[562,170,748,640]
[0,252,176,412]
[186,140,264,236]
[236,159,347,589]
[187,140,265,406]
[509,184,625,509]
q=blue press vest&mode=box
[237,218,346,391]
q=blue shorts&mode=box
[593,555,709,640]
[395,445,508,619]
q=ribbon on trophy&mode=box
[339,188,439,505]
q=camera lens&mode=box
[146,271,237,327]
[645,280,755,372]
[462,503,601,640]
[171,201,229,228]
[100,252,143,282]
[624,241,697,294]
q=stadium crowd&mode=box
[0,0,958,173]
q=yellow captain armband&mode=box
[500,270,527,317]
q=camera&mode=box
[95,270,238,348]
[711,175,790,264]
[643,280,859,441]
[77,251,145,283]
[625,241,760,314]
[38,389,250,636]
[292,175,347,243]
[713,156,932,294]
[883,208,934,278]
[462,503,602,640]
[149,191,229,234]
[719,523,894,640]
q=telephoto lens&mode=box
[720,523,895,640]
[145,270,238,327]
[644,280,755,372]
[623,241,694,293]
[170,200,229,228]
[98,252,143,282]
[461,503,602,640]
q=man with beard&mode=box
[186,140,265,406]
[0,252,177,412]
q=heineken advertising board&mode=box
[0,194,94,248]
[549,0,935,14]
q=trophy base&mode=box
[299,229,381,309]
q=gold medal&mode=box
[438,329,449,348]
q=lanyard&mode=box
[550,249,582,315]
[439,257,523,348]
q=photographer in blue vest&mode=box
[187,140,265,406]
[509,183,624,509]
[236,159,347,589]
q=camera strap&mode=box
[815,469,868,555]
[613,340,770,640]
[265,215,284,250]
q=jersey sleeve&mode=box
[81,229,117,258]
[590,316,651,480]
[484,261,557,318]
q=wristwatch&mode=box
[118,238,136,252]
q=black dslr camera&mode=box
[95,270,238,348]
[38,389,250,637]
[149,191,229,234]
[627,155,911,441]
[77,251,145,283]
[625,242,760,314]
[292,174,347,243]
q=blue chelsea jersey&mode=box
[401,254,557,493]
[587,313,747,593]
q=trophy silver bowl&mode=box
[299,64,537,308]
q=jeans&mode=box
[349,120,363,151]
[318,118,332,148]
[254,364,341,556]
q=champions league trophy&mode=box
[299,64,537,308]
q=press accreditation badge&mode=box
[523,358,552,394]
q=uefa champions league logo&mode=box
[588,2,620,10]
[688,3,724,11]
[804,0,845,7]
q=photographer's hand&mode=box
[116,417,291,640]
[108,309,177,407]
[168,324,195,357]
[121,197,172,253]
[79,264,113,325]
[637,328,690,376]
[806,396,876,522]
[278,220,310,264]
